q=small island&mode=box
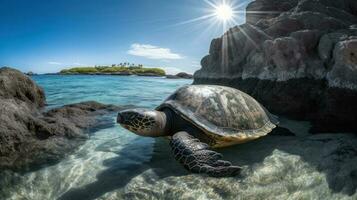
[60,64,166,76]
[166,72,193,79]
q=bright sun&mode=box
[215,4,233,21]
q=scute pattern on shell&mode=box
[157,85,276,146]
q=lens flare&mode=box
[215,4,233,21]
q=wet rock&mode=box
[194,0,357,133]
[327,38,357,90]
[0,67,123,171]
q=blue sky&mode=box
[0,0,250,74]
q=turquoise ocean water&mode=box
[4,75,191,200]
[5,75,355,200]
[34,75,191,109]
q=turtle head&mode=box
[117,108,167,137]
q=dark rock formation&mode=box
[0,67,45,108]
[194,0,357,133]
[137,73,163,77]
[166,72,193,79]
[25,71,36,76]
[0,67,123,171]
[111,71,134,76]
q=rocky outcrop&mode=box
[0,67,123,171]
[194,0,357,133]
[0,67,45,108]
[166,72,193,79]
[25,71,36,76]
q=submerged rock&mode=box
[1,117,355,199]
[0,67,123,171]
[96,133,357,199]
[194,0,357,133]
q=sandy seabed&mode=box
[1,118,356,200]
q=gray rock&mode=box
[25,71,37,76]
[327,38,357,90]
[194,0,357,133]
[293,0,357,25]
[0,67,124,171]
[0,67,45,108]
[246,0,298,25]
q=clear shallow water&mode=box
[2,75,191,200]
[3,75,357,200]
[34,75,191,109]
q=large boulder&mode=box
[0,67,45,108]
[194,0,357,133]
[0,67,123,171]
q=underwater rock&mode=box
[194,0,357,133]
[96,133,357,199]
[1,119,355,199]
[0,67,123,171]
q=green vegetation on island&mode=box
[60,64,166,76]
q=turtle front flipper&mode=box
[170,131,242,177]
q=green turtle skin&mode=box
[156,85,277,148]
[117,84,278,177]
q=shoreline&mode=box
[28,72,193,79]
[49,73,164,77]
[25,66,193,79]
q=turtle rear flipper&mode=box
[170,131,242,177]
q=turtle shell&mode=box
[156,85,277,147]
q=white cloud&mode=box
[48,61,62,65]
[128,43,183,60]
[191,61,201,68]
[161,67,183,75]
[72,62,86,66]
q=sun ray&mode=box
[155,0,264,57]
[244,11,282,14]
[170,13,216,27]
[231,1,249,10]
[231,18,259,48]
[203,0,218,9]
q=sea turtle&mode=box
[116,85,277,177]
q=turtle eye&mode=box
[129,113,136,120]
